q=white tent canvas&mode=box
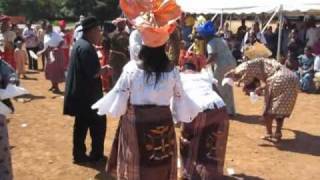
[177,0,320,14]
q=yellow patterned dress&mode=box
[234,58,299,118]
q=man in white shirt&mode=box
[23,21,39,70]
[179,62,229,179]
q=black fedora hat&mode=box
[81,16,99,32]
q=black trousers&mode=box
[26,47,39,70]
[73,112,106,160]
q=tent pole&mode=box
[261,6,281,34]
[276,5,284,61]
[220,10,224,30]
[211,13,219,22]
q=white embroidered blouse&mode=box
[180,72,225,112]
[92,60,200,123]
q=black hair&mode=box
[183,61,197,71]
[138,45,171,86]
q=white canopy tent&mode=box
[177,0,320,15]
[177,0,320,59]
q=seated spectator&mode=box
[297,46,315,92]
[314,56,320,91]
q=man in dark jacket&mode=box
[64,17,108,164]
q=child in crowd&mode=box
[13,40,27,79]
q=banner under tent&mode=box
[177,0,320,60]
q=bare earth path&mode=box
[7,70,320,180]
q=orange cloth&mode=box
[120,0,181,47]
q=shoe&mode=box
[73,155,90,164]
[52,89,63,94]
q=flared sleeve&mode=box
[171,69,201,123]
[91,66,131,118]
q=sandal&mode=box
[274,132,282,142]
[261,134,273,141]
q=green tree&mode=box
[0,0,120,21]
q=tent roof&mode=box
[177,0,320,15]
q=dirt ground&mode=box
[6,70,320,180]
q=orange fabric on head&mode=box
[138,25,170,48]
[120,0,181,47]
[154,0,181,26]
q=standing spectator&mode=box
[0,16,16,69]
[279,20,292,57]
[223,22,232,40]
[181,14,195,48]
[288,29,305,56]
[236,19,248,42]
[23,21,39,70]
[312,37,320,55]
[285,50,299,72]
[37,24,65,94]
[297,20,307,45]
[264,26,277,57]
[167,23,181,65]
[242,21,266,51]
[298,46,315,92]
[64,17,108,164]
[37,21,47,70]
[306,17,320,47]
[13,40,27,79]
[196,21,237,116]
[109,18,129,86]
[58,20,72,70]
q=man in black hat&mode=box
[64,16,109,163]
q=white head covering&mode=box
[129,29,142,61]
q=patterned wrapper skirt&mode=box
[264,68,299,118]
[180,107,229,180]
[106,105,177,180]
[0,115,13,180]
[45,48,65,83]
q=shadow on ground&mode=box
[231,114,263,125]
[259,128,320,156]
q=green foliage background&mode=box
[0,0,121,21]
